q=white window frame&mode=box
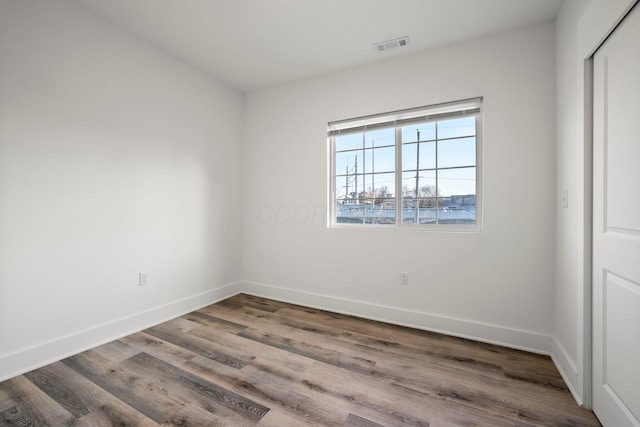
[328,97,483,231]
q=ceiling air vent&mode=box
[374,36,410,52]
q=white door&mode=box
[593,3,640,427]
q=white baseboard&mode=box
[1,280,555,383]
[551,337,582,406]
[0,282,241,382]
[240,281,552,355]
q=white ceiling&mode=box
[69,0,564,93]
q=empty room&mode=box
[1,0,638,425]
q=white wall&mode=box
[242,23,557,353]
[0,0,243,380]
[553,0,637,407]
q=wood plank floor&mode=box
[0,294,601,426]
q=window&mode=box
[329,98,482,229]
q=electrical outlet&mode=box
[139,272,149,287]
[400,272,409,286]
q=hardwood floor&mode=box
[0,294,601,426]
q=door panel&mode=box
[603,272,640,421]
[604,22,640,234]
[593,3,640,427]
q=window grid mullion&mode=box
[361,132,365,223]
[395,126,402,225]
[435,122,439,224]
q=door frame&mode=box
[582,53,594,409]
